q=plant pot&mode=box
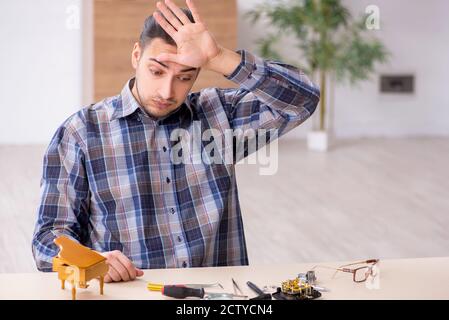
[307,130,328,152]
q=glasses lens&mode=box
[354,267,370,282]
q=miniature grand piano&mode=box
[53,236,109,300]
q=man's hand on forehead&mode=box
[152,0,222,69]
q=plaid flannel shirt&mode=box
[32,50,320,271]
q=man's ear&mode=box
[131,42,142,69]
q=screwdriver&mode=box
[154,285,247,299]
[161,285,206,299]
[246,281,272,300]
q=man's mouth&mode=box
[152,100,172,109]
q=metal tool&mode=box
[297,270,329,292]
[147,282,223,291]
[184,282,224,289]
[232,278,244,296]
[159,285,247,300]
[298,271,316,285]
[312,285,330,292]
[203,292,247,300]
[246,281,272,300]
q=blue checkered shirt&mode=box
[32,50,320,271]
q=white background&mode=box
[0,0,448,144]
[238,0,449,138]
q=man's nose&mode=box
[158,78,175,101]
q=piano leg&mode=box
[71,281,76,300]
[99,276,104,295]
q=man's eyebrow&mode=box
[179,67,197,73]
[149,58,168,68]
[148,58,197,73]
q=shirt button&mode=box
[182,261,187,268]
[166,177,170,184]
[163,146,167,152]
[136,115,141,122]
[170,208,175,214]
[177,236,182,242]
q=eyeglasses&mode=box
[312,259,379,283]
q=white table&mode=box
[1,257,448,300]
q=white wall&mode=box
[0,0,91,145]
[0,0,447,144]
[237,0,449,138]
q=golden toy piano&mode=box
[53,236,109,300]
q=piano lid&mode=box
[54,236,106,268]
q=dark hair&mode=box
[139,8,194,48]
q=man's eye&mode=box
[150,70,162,76]
[179,77,192,82]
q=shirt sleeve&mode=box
[31,124,90,272]
[222,49,319,130]
[214,49,320,161]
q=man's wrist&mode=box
[204,46,242,77]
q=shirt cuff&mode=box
[225,50,268,91]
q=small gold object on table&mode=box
[52,236,109,300]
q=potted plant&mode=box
[246,0,389,151]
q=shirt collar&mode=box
[110,77,193,124]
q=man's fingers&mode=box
[156,1,183,30]
[165,0,192,25]
[153,12,177,39]
[99,250,140,282]
[186,0,202,23]
[107,264,122,282]
[136,268,144,277]
[108,257,131,282]
[106,267,142,282]
[116,253,137,280]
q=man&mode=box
[32,0,320,283]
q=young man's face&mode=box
[131,38,199,118]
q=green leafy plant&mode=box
[246,0,389,131]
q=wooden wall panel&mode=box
[94,0,237,101]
